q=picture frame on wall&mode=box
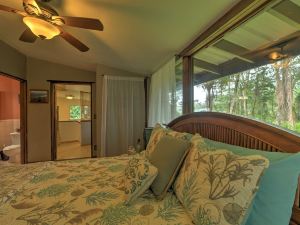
[29,89,49,103]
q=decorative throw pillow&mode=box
[145,123,192,157]
[149,135,190,199]
[202,138,300,225]
[124,157,158,205]
[174,148,269,225]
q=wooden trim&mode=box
[20,80,27,164]
[50,82,56,161]
[47,80,95,84]
[182,56,194,114]
[292,206,300,224]
[90,83,95,158]
[179,0,276,57]
[91,82,97,157]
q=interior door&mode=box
[52,82,93,160]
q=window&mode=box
[175,61,183,116]
[193,55,300,134]
[81,105,90,120]
[148,57,182,126]
[69,105,81,120]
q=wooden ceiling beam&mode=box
[272,0,300,24]
[193,58,221,75]
[213,39,253,63]
[178,0,277,57]
[193,71,222,85]
[268,1,300,29]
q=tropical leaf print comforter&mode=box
[0,156,192,225]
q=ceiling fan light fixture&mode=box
[23,16,60,39]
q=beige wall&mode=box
[26,57,96,162]
[0,41,146,162]
[97,64,142,77]
[0,41,26,80]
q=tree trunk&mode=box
[229,75,240,114]
[203,81,214,111]
[274,58,295,128]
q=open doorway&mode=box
[52,83,92,160]
[0,74,26,165]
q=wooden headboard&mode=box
[167,112,300,225]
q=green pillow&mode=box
[203,138,300,225]
[149,135,190,199]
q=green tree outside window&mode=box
[70,105,81,120]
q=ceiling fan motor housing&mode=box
[24,1,58,20]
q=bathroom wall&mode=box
[0,76,20,147]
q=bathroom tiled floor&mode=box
[56,141,91,160]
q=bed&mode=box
[1,112,299,225]
[0,156,192,225]
[168,112,300,225]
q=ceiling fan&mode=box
[0,0,104,52]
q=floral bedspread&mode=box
[0,156,192,225]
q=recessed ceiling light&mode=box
[66,95,74,100]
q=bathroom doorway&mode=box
[0,73,26,165]
[51,82,93,160]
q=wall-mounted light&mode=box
[269,52,282,60]
[66,95,74,100]
[23,16,60,40]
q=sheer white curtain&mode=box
[101,76,145,157]
[148,57,177,126]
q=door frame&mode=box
[50,81,94,161]
[0,72,27,164]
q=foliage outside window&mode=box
[194,55,300,134]
[174,62,183,116]
[70,105,81,120]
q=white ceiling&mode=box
[0,0,239,74]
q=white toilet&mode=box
[3,132,20,163]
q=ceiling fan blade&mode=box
[60,30,89,52]
[0,4,27,16]
[23,0,42,15]
[54,16,104,31]
[19,28,37,43]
